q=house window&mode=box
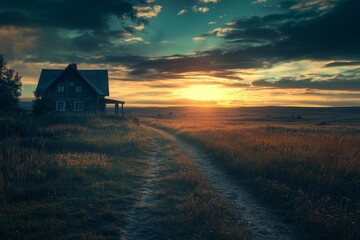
[75,86,83,92]
[57,86,65,92]
[69,81,74,86]
[56,101,66,111]
[74,101,84,111]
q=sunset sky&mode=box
[1,0,359,107]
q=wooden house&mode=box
[35,63,125,115]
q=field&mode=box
[1,107,359,239]
[139,107,360,240]
[0,112,250,239]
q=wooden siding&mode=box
[46,67,105,112]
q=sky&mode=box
[0,0,359,107]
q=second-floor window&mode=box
[57,86,64,92]
[75,86,83,92]
[69,81,74,86]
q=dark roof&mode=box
[36,64,109,96]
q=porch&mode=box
[103,98,125,117]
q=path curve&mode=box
[149,126,298,240]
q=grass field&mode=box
[142,107,360,240]
[0,112,250,239]
[0,113,149,239]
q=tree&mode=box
[0,55,22,113]
[32,91,51,116]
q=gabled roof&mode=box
[36,64,109,96]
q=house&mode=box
[35,63,125,116]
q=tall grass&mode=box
[148,119,360,239]
[1,112,249,239]
[141,128,253,239]
[0,113,148,239]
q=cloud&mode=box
[124,37,145,42]
[192,6,210,13]
[253,0,267,3]
[133,24,145,31]
[192,37,206,41]
[0,0,158,62]
[1,0,359,100]
[323,61,360,68]
[160,40,173,44]
[206,27,234,37]
[208,21,217,25]
[0,27,37,59]
[225,22,236,26]
[252,77,360,91]
[290,0,339,11]
[177,9,187,15]
[0,0,141,30]
[206,0,360,62]
[134,5,162,18]
[20,0,358,87]
[198,0,220,3]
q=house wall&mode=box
[46,68,104,112]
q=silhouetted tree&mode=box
[32,90,51,116]
[0,55,22,113]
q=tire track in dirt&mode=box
[149,126,299,240]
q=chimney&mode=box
[71,63,77,69]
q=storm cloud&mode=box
[1,0,359,105]
[90,0,360,83]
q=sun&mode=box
[178,85,227,101]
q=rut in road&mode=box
[149,126,299,240]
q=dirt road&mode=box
[148,126,298,240]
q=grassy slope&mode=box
[146,118,360,240]
[0,113,250,239]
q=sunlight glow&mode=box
[178,85,229,101]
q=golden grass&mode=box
[57,152,111,169]
[147,118,360,239]
[1,112,249,239]
[150,133,253,240]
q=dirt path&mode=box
[149,126,298,240]
[122,135,169,240]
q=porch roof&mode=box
[103,98,125,104]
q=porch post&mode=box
[121,103,124,118]
[115,103,119,115]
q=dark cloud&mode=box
[324,61,360,68]
[1,0,359,96]
[0,0,145,30]
[224,28,282,44]
[278,1,299,10]
[203,0,360,66]
[300,90,360,98]
[252,77,360,91]
[99,0,360,83]
[272,0,360,60]
[0,0,153,62]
